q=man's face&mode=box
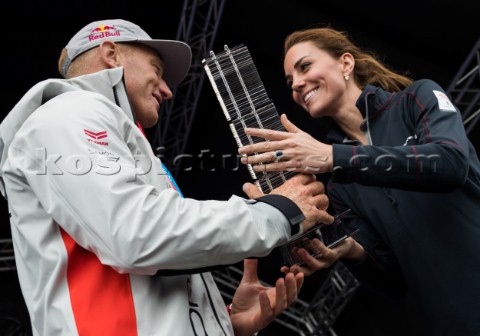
[120,44,173,128]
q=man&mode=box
[0,19,333,335]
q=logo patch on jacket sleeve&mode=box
[432,90,457,112]
[84,129,109,146]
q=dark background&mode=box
[1,0,479,335]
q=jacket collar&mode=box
[325,84,393,144]
[67,67,135,123]
[357,85,395,118]
[0,68,134,187]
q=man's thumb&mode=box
[242,258,259,283]
[243,182,263,199]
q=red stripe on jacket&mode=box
[61,229,138,335]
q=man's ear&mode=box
[98,41,121,68]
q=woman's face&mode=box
[284,41,347,118]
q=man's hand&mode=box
[243,173,334,232]
[230,259,304,336]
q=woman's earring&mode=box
[344,75,350,81]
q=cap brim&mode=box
[139,39,192,88]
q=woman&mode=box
[238,27,480,335]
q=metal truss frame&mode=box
[446,37,480,134]
[0,239,15,272]
[152,0,226,179]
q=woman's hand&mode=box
[280,237,365,276]
[238,114,333,174]
[230,258,304,336]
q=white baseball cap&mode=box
[60,19,192,87]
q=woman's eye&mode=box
[300,62,310,71]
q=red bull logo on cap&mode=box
[88,25,121,41]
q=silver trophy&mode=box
[202,45,355,266]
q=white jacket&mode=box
[0,68,294,336]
